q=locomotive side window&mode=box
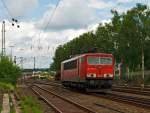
[80,57,84,63]
[64,60,77,70]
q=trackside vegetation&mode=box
[9,95,16,113]
[0,56,21,90]
[20,96,43,113]
[50,4,150,84]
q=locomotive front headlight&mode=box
[109,74,113,77]
[104,74,108,78]
[93,73,96,77]
[87,73,96,78]
[104,74,113,78]
[87,74,91,77]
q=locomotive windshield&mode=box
[88,57,112,65]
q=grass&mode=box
[0,106,2,113]
[0,89,3,113]
[9,95,16,113]
[0,95,2,113]
[0,82,15,112]
[0,82,15,92]
[20,96,43,113]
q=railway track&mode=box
[92,92,150,109]
[29,80,150,96]
[26,81,126,113]
[112,86,150,96]
[27,80,150,109]
[31,84,98,113]
[112,87,150,96]
[93,103,125,113]
[37,82,150,109]
[26,80,61,87]
[113,85,150,91]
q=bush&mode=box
[116,72,150,85]
[144,75,150,85]
[0,82,15,91]
[21,96,43,113]
[0,56,21,85]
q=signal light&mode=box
[15,20,18,23]
[11,18,20,28]
[12,18,15,21]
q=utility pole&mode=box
[20,57,23,69]
[14,56,16,64]
[141,43,145,88]
[34,57,35,71]
[9,45,14,60]
[1,19,19,57]
[1,22,2,55]
[32,57,36,78]
[19,57,24,83]
[1,21,6,56]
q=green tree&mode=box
[0,56,21,85]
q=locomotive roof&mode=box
[62,53,113,64]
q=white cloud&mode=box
[118,0,142,3]
[88,0,115,9]
[117,0,150,4]
[5,0,38,17]
[117,0,135,3]
[36,0,99,30]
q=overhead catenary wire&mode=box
[39,0,61,38]
[0,0,13,18]
[43,0,61,33]
[37,0,61,48]
[28,0,61,53]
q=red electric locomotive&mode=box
[61,53,115,91]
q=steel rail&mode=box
[28,80,150,109]
[26,80,61,87]
[94,103,126,113]
[33,84,98,113]
[31,87,63,113]
[112,87,150,96]
[113,85,150,91]
[92,92,150,109]
[112,85,150,96]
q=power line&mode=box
[43,0,61,32]
[37,0,61,45]
[29,0,61,53]
[0,0,13,18]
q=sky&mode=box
[0,0,149,69]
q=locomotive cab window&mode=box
[88,57,99,64]
[88,57,112,65]
[64,60,77,70]
[100,57,112,64]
